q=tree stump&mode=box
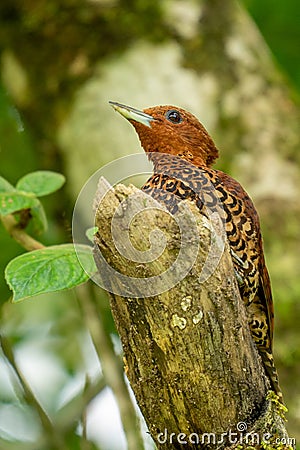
[93,180,291,449]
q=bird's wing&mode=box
[259,256,274,346]
[213,170,274,346]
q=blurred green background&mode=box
[0,0,299,448]
[244,0,300,444]
[243,0,300,89]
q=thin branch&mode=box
[0,335,65,450]
[80,376,92,450]
[1,214,45,251]
[55,376,106,430]
[76,282,145,450]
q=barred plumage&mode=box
[110,101,282,401]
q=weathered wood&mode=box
[93,181,292,449]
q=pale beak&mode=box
[109,101,155,128]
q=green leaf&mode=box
[5,244,96,302]
[0,176,15,193]
[86,226,98,242]
[0,191,39,216]
[30,202,48,234]
[16,171,65,197]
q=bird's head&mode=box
[109,101,219,168]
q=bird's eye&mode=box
[166,110,182,124]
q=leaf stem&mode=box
[1,213,45,251]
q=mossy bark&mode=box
[93,182,292,450]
